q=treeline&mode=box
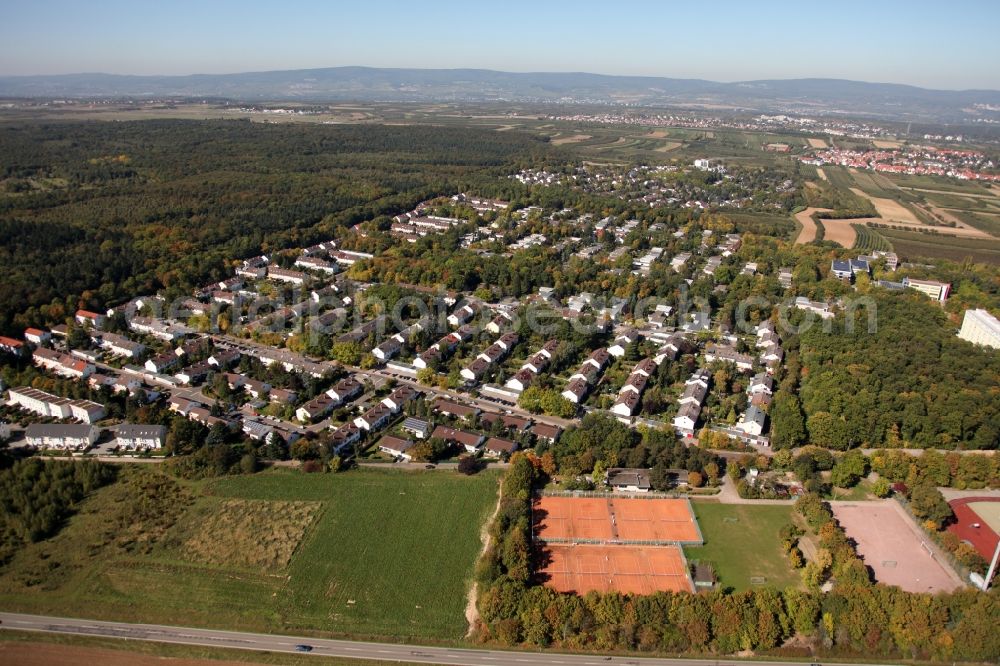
[0,120,552,333]
[475,462,999,662]
[0,458,116,565]
[796,292,1000,449]
[536,413,718,483]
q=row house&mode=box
[673,369,711,437]
[33,348,94,379]
[561,347,610,404]
[25,423,99,450]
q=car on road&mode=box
[294,644,313,652]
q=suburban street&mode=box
[0,611,895,666]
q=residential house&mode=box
[447,303,478,327]
[461,357,491,382]
[327,376,363,404]
[372,337,403,362]
[294,255,338,274]
[608,329,639,358]
[378,435,415,461]
[704,344,754,372]
[561,377,590,404]
[483,437,518,459]
[747,373,774,396]
[145,352,180,374]
[485,313,512,334]
[505,367,536,392]
[530,423,562,443]
[431,425,484,453]
[75,309,106,328]
[207,348,241,368]
[116,424,167,450]
[32,348,94,379]
[25,423,99,450]
[382,386,418,412]
[296,394,337,422]
[738,405,768,437]
[267,267,309,285]
[174,361,213,385]
[354,403,394,431]
[673,402,702,437]
[24,328,51,345]
[329,422,362,454]
[402,417,431,439]
[611,390,641,418]
[432,398,479,420]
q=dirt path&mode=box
[707,474,795,506]
[465,478,504,637]
[902,187,999,200]
[815,167,828,181]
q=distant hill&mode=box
[1,66,998,123]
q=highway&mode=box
[0,611,888,666]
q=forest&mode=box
[0,119,554,334]
[793,291,1000,450]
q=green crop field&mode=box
[944,209,1000,237]
[876,227,1000,265]
[0,466,500,642]
[684,503,799,592]
[852,224,893,252]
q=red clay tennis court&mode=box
[533,496,703,544]
[540,543,694,595]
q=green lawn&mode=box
[684,502,800,592]
[0,466,500,642]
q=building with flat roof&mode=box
[903,277,950,303]
[958,309,1000,349]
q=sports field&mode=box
[539,544,693,595]
[533,496,702,544]
[0,467,500,641]
[832,500,963,594]
[683,503,799,591]
[948,498,1000,560]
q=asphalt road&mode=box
[0,611,889,666]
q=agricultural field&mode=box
[876,227,1000,264]
[683,502,799,592]
[0,466,500,642]
[852,224,892,252]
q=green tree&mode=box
[770,391,806,449]
[807,411,850,450]
[908,484,952,528]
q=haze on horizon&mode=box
[2,0,999,91]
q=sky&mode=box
[2,0,999,90]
